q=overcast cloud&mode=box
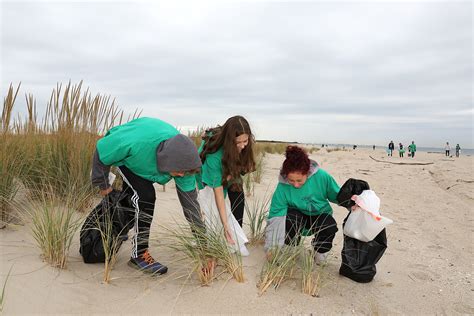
[1,1,472,147]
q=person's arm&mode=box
[176,186,205,234]
[264,184,288,253]
[325,172,341,204]
[91,148,113,196]
[201,151,235,243]
[213,186,235,244]
[92,128,130,195]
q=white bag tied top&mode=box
[351,190,382,220]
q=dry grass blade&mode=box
[0,265,13,312]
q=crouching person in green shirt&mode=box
[91,117,203,275]
[265,146,340,264]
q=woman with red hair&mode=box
[265,145,340,264]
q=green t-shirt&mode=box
[268,168,340,219]
[96,117,196,192]
[199,146,228,196]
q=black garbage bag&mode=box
[336,178,370,209]
[79,190,134,263]
[337,178,388,283]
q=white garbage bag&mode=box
[343,190,393,242]
[198,186,249,256]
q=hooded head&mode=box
[156,134,201,174]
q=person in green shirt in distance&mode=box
[198,116,256,246]
[408,141,417,158]
[265,145,340,264]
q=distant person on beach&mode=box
[197,116,255,250]
[445,142,451,157]
[455,144,461,158]
[373,145,376,150]
[408,141,416,158]
[399,143,404,158]
[265,146,340,265]
[388,141,395,156]
[91,117,203,275]
[353,145,357,150]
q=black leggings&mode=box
[285,208,338,253]
[227,187,245,227]
[118,166,156,258]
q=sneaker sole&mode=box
[127,260,168,275]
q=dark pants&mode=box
[118,166,156,258]
[411,151,415,158]
[285,208,338,254]
[228,187,245,227]
[446,150,450,157]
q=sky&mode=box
[1,0,472,148]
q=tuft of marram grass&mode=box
[161,220,246,285]
[300,248,323,297]
[258,245,300,296]
[18,183,92,269]
[244,192,270,246]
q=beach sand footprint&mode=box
[408,263,440,281]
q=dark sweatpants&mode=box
[228,187,245,227]
[285,208,338,254]
[119,166,203,258]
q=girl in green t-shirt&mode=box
[199,116,256,247]
[265,146,340,264]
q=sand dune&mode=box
[1,148,473,314]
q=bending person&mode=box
[91,117,203,275]
[265,146,340,264]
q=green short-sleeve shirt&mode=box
[200,147,228,196]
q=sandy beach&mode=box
[1,147,473,315]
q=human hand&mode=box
[224,228,235,245]
[99,187,113,196]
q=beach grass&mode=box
[244,192,270,245]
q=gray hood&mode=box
[278,159,319,184]
[156,134,202,172]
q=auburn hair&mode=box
[200,116,256,187]
[280,145,310,177]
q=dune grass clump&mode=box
[187,126,207,148]
[20,184,90,268]
[97,207,126,283]
[258,245,300,295]
[244,193,270,245]
[254,142,288,156]
[2,81,139,218]
[327,147,347,153]
[162,220,245,285]
[162,222,218,286]
[252,153,265,184]
[300,248,323,297]
[1,83,27,226]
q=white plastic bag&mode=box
[198,186,249,256]
[343,190,393,242]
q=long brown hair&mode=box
[200,115,256,187]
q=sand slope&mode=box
[1,148,473,314]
